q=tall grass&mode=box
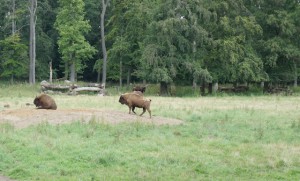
[0,84,299,180]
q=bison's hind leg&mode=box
[147,108,151,118]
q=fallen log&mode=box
[86,83,103,88]
[40,80,78,92]
[40,80,104,95]
[266,87,292,95]
[41,84,74,92]
[219,87,235,92]
[71,87,102,95]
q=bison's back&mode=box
[129,95,151,108]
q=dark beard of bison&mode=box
[33,98,40,107]
[119,96,127,105]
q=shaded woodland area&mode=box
[0,0,300,95]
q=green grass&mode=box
[0,84,300,180]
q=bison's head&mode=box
[119,95,127,105]
[33,96,40,107]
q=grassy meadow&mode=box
[0,83,300,180]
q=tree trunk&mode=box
[200,80,205,96]
[293,60,298,87]
[100,0,109,89]
[212,82,218,93]
[160,82,169,96]
[192,79,197,90]
[127,68,131,86]
[119,59,122,87]
[12,0,16,35]
[260,82,264,89]
[208,83,213,94]
[263,82,269,93]
[10,75,14,84]
[49,61,53,83]
[64,61,69,80]
[70,62,75,82]
[97,67,101,83]
[29,0,37,84]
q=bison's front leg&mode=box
[140,108,146,117]
[132,107,137,114]
[128,106,132,114]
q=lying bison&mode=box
[33,94,57,110]
[119,92,152,118]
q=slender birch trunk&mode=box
[100,0,110,89]
[119,59,122,87]
[29,0,37,84]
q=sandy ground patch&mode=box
[0,175,15,181]
[0,107,183,129]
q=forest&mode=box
[0,0,300,95]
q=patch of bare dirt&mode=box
[0,107,183,129]
[0,175,15,181]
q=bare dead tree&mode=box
[29,0,37,84]
[119,58,122,87]
[49,61,53,83]
[100,0,110,89]
[12,0,16,35]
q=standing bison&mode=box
[33,94,57,110]
[119,92,152,118]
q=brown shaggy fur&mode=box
[119,92,151,118]
[33,94,57,110]
[132,85,146,93]
[132,91,143,96]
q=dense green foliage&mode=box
[55,0,97,81]
[0,34,28,82]
[0,0,299,88]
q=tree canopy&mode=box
[0,0,299,93]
